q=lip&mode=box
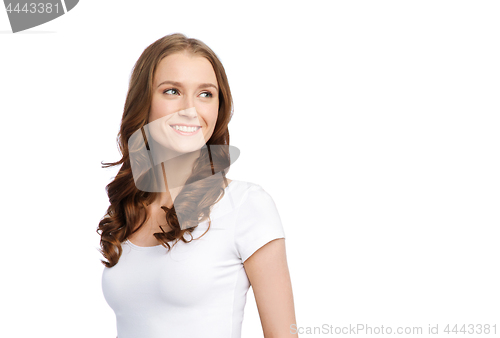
[170,124,201,127]
[169,124,202,136]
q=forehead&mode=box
[153,52,217,86]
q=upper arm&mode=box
[243,238,298,338]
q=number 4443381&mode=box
[6,3,61,14]
[444,324,496,335]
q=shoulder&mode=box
[207,179,264,223]
[230,180,281,220]
[212,179,278,223]
[232,180,285,263]
[229,180,271,208]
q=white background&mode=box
[1,1,499,337]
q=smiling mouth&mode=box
[169,125,202,134]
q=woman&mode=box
[97,33,298,338]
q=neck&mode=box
[159,151,200,207]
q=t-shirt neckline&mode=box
[126,179,236,250]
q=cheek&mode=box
[207,112,219,133]
[199,102,219,127]
[209,100,219,125]
[211,107,219,124]
[149,98,177,122]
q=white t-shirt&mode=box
[101,180,286,338]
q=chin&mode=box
[173,144,205,154]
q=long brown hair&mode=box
[96,33,234,268]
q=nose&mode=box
[181,94,195,112]
[178,107,198,119]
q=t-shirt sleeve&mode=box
[234,185,286,263]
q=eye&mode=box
[163,88,179,95]
[199,91,213,98]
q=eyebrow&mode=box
[157,80,218,92]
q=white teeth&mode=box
[172,125,199,133]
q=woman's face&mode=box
[148,51,219,155]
